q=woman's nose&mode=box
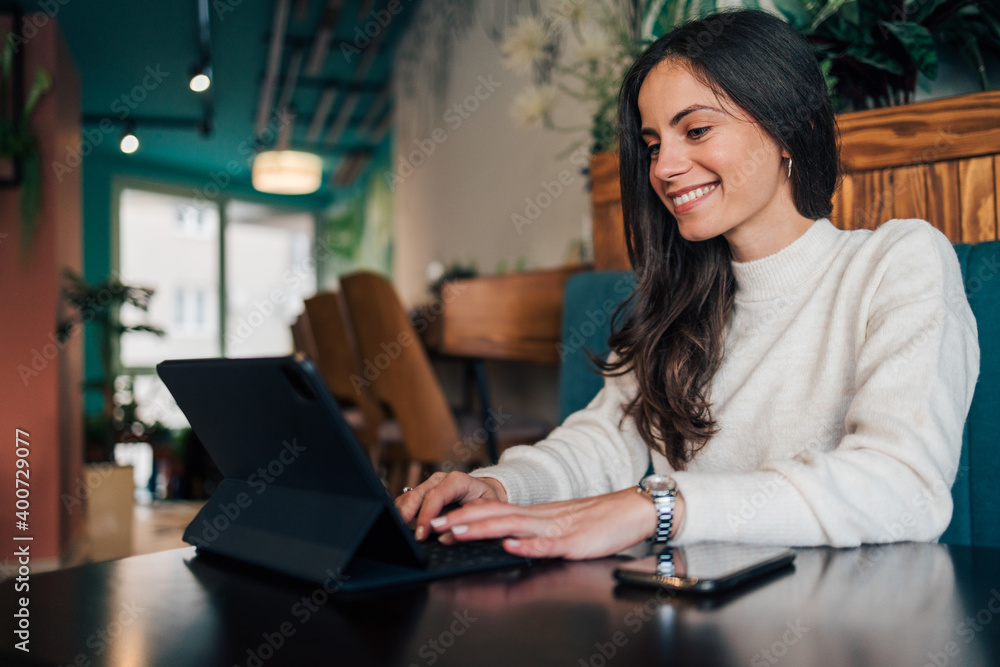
[651,144,690,182]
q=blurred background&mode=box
[1,0,997,571]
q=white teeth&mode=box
[672,183,717,207]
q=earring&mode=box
[787,158,793,179]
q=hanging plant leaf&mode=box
[23,68,52,116]
[878,21,938,79]
[844,44,905,76]
[772,0,814,31]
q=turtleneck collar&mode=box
[729,218,842,302]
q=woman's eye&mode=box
[646,144,660,159]
[688,127,710,140]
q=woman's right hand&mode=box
[395,472,508,541]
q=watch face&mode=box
[641,474,677,493]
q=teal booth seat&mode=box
[559,240,1000,547]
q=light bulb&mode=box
[190,73,211,92]
[120,133,139,154]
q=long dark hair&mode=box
[599,9,839,470]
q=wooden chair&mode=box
[293,292,397,470]
[340,271,550,491]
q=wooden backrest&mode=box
[339,271,461,463]
[302,292,364,401]
[301,291,384,452]
[832,90,1000,242]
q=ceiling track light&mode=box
[120,124,139,154]
[190,64,212,93]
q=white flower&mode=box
[575,23,612,64]
[510,85,559,128]
[426,261,445,284]
[500,15,552,74]
[547,0,588,28]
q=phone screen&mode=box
[614,543,795,593]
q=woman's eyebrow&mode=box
[641,105,725,138]
[670,104,724,127]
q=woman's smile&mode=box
[669,182,719,213]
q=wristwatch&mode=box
[638,474,677,544]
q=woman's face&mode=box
[637,59,798,254]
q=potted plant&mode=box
[57,269,166,463]
[774,0,1000,110]
[1,23,52,251]
[58,270,167,561]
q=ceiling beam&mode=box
[289,76,388,91]
[306,87,337,142]
[276,108,296,150]
[306,0,344,76]
[323,91,361,147]
[254,0,291,136]
[322,5,389,150]
[276,48,304,117]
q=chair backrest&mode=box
[560,244,999,547]
[339,271,460,463]
[558,271,635,421]
[941,239,1000,548]
[303,292,366,402]
[301,291,384,453]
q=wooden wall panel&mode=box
[995,154,1000,239]
[838,89,1000,171]
[891,165,928,221]
[877,169,895,223]
[831,172,855,230]
[927,161,962,242]
[958,156,997,243]
[853,170,881,230]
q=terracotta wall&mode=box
[0,16,83,567]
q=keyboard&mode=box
[420,537,528,573]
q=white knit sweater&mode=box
[471,218,980,547]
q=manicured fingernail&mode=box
[506,539,520,546]
[415,525,427,541]
[430,517,448,528]
[451,525,468,535]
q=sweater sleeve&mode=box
[670,221,980,547]
[469,362,653,505]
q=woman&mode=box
[396,9,980,559]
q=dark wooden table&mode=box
[3,542,1000,666]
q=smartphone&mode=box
[614,543,795,594]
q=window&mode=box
[117,186,318,428]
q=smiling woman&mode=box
[396,9,980,560]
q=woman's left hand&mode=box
[429,487,685,560]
